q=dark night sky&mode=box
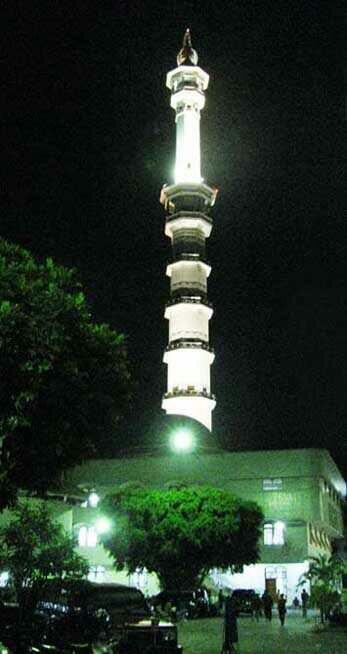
[2,2,346,476]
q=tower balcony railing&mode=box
[165,210,213,224]
[166,253,211,266]
[165,296,213,309]
[164,387,216,401]
[161,185,218,214]
[165,339,214,354]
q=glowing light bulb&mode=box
[95,517,111,534]
[170,429,195,452]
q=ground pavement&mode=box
[178,611,347,654]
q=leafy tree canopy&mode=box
[298,553,344,622]
[0,502,88,618]
[0,239,131,505]
[100,484,263,591]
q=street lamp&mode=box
[170,429,195,453]
[95,517,111,535]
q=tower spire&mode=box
[160,34,218,431]
[177,28,198,66]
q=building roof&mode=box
[66,448,346,498]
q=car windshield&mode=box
[86,590,149,613]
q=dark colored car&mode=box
[231,589,257,616]
[40,583,183,653]
[39,581,151,632]
[75,582,151,629]
[0,603,52,650]
[151,589,215,620]
[0,585,183,653]
[117,619,183,654]
[0,602,111,653]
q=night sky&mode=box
[2,2,346,476]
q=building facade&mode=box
[63,448,345,601]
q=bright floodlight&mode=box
[95,517,111,534]
[170,429,195,453]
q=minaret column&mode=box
[160,30,218,431]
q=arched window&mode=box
[264,523,274,545]
[78,524,97,547]
[263,521,285,546]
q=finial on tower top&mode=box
[177,28,198,66]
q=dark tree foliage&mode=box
[0,239,131,505]
[0,502,88,620]
[100,484,263,591]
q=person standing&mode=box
[252,593,262,622]
[277,594,287,626]
[301,589,309,618]
[262,590,274,621]
[218,588,225,615]
[222,595,239,653]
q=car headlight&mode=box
[92,645,112,654]
[162,628,176,642]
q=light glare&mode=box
[95,517,111,534]
[170,429,195,452]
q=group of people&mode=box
[222,588,310,653]
[260,590,286,625]
[293,588,310,618]
[256,588,309,625]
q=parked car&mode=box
[231,589,257,616]
[38,587,183,654]
[73,582,152,629]
[0,603,64,653]
[116,619,183,654]
[150,588,215,620]
[39,581,151,633]
[0,604,113,654]
[0,584,184,653]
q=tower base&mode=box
[162,394,215,431]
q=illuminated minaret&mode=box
[160,30,218,431]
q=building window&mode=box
[263,521,285,545]
[78,525,97,547]
[129,568,148,594]
[264,523,274,545]
[263,478,283,491]
[88,566,105,583]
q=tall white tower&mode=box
[161,30,218,431]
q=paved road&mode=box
[178,612,347,654]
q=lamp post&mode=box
[170,429,196,453]
[95,516,111,535]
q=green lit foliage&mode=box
[0,239,131,506]
[0,502,88,619]
[100,484,263,591]
[298,553,344,622]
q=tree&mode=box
[100,484,263,591]
[0,502,89,621]
[298,553,344,622]
[0,239,131,506]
